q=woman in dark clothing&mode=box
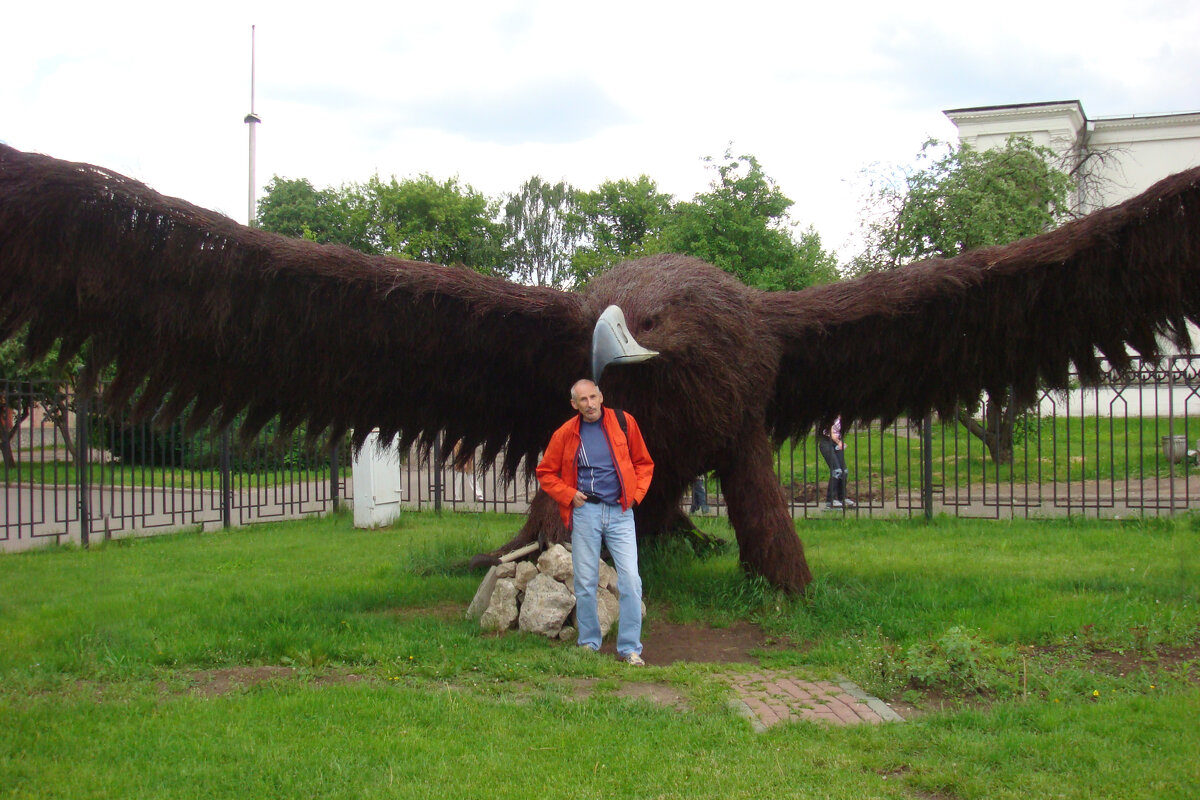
[818,417,856,510]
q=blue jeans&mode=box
[571,501,643,657]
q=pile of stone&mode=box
[466,543,641,641]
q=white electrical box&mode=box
[351,430,405,528]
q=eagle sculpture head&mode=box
[583,255,784,487]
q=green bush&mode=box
[905,626,1015,693]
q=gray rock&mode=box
[558,625,577,642]
[518,573,576,637]
[514,561,538,592]
[465,566,499,621]
[479,579,519,631]
[495,562,517,579]
[598,561,618,594]
[597,586,620,637]
[537,544,574,582]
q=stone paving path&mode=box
[725,669,904,731]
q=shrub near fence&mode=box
[5,355,1200,551]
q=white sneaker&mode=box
[623,652,645,666]
[843,498,857,508]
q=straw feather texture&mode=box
[3,143,1199,591]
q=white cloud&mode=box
[3,0,1198,258]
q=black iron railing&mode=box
[5,355,1200,551]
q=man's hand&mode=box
[572,490,588,508]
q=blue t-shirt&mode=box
[577,419,620,503]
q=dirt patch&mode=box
[176,619,784,699]
[613,681,690,709]
[590,620,784,666]
[183,665,368,697]
[371,602,465,621]
[186,666,296,697]
[567,677,691,710]
[885,642,1200,718]
[786,477,888,503]
[1042,641,1200,684]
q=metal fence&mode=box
[5,355,1200,552]
[1,384,351,551]
[783,354,1200,521]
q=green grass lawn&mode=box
[1,511,1197,799]
[774,415,1200,491]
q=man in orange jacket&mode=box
[536,379,654,664]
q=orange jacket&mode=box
[536,407,655,530]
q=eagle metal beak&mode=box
[592,304,659,382]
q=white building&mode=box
[945,101,1200,419]
[944,100,1200,213]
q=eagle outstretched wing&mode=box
[762,165,1200,440]
[0,145,590,477]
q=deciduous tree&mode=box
[256,177,368,249]
[362,174,504,270]
[257,174,504,272]
[0,332,83,468]
[570,176,674,285]
[853,136,1073,462]
[657,149,837,291]
[502,177,580,288]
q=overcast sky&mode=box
[4,0,1198,259]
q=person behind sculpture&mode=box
[690,475,709,514]
[818,417,856,510]
[536,379,655,665]
[451,439,483,501]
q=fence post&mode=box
[330,442,340,512]
[76,393,91,547]
[433,434,443,512]
[1168,357,1177,511]
[220,429,232,529]
[922,414,934,521]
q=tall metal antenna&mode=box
[226,25,263,529]
[244,24,262,227]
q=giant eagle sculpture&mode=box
[2,143,1199,593]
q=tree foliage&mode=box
[501,176,580,288]
[0,330,83,468]
[657,150,837,291]
[569,176,674,285]
[255,150,839,291]
[258,174,504,271]
[359,174,504,269]
[853,136,1072,273]
[852,136,1073,462]
[256,177,367,248]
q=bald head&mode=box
[570,379,598,401]
[569,379,604,423]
